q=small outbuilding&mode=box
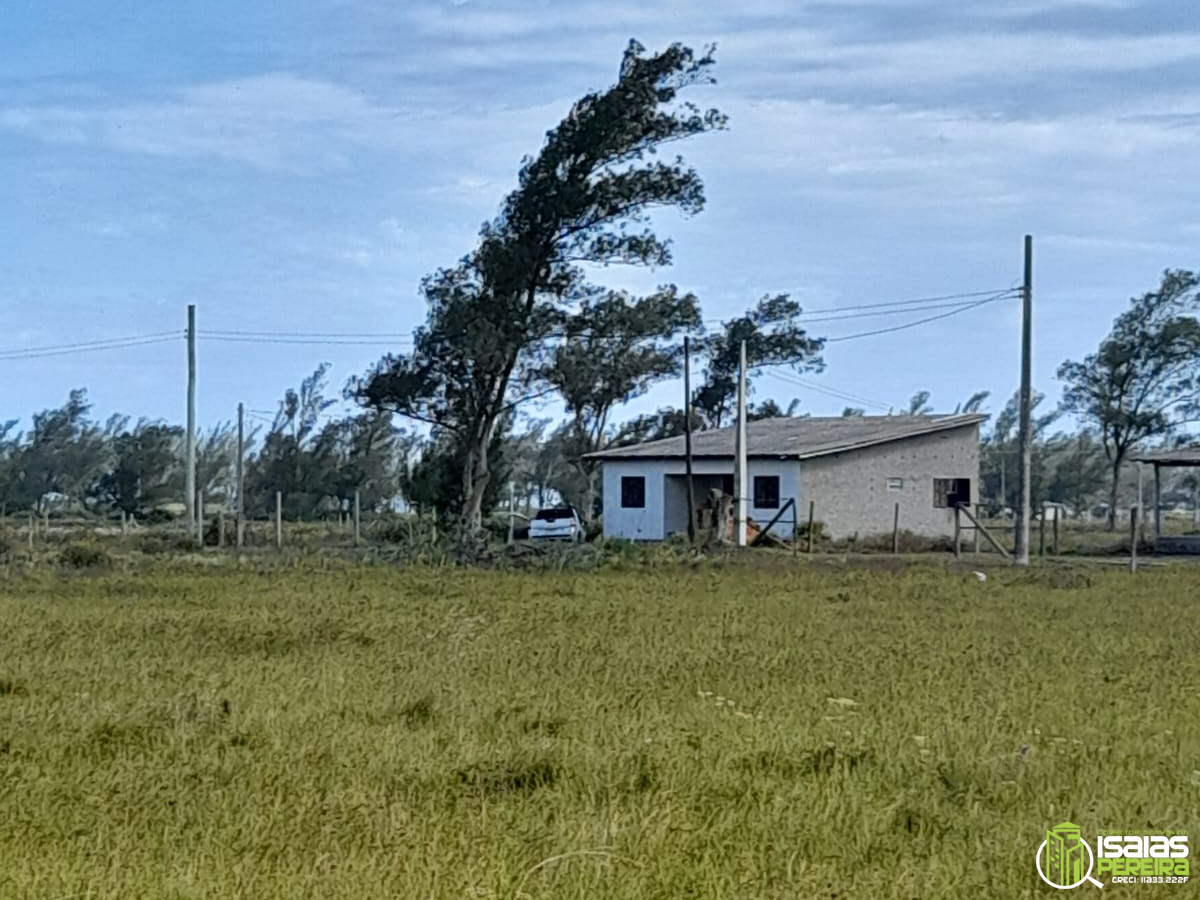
[585,414,984,542]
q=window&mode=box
[933,478,972,508]
[620,476,645,509]
[753,475,780,509]
[886,478,903,492]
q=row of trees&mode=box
[5,40,1196,539]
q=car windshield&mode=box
[534,509,575,521]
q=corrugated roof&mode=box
[586,414,986,461]
[1130,448,1200,467]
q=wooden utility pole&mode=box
[1013,236,1033,566]
[236,403,245,550]
[506,482,515,545]
[734,339,749,547]
[1130,507,1139,572]
[354,489,362,546]
[185,304,197,534]
[683,336,696,544]
[196,489,204,547]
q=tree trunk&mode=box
[460,445,489,543]
[1107,460,1121,532]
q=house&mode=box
[584,414,984,542]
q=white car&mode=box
[529,506,585,542]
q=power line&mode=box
[201,335,411,347]
[201,329,414,339]
[791,295,1017,326]
[0,332,181,361]
[824,293,1013,344]
[762,369,892,411]
[697,288,1017,324]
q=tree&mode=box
[1045,430,1108,517]
[1058,269,1200,528]
[93,419,183,517]
[611,407,692,448]
[955,391,990,414]
[980,389,1060,515]
[540,284,700,519]
[749,397,801,420]
[841,407,865,417]
[18,389,109,513]
[246,365,338,518]
[907,391,933,416]
[356,40,726,544]
[692,294,824,428]
[312,411,402,513]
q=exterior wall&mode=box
[798,425,980,541]
[600,458,802,541]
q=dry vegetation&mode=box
[1,558,1198,899]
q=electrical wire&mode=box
[193,288,1018,348]
[201,335,411,347]
[762,369,892,412]
[0,332,182,361]
[823,293,1014,344]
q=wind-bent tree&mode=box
[955,391,990,414]
[842,407,865,417]
[1045,430,1108,517]
[355,40,726,543]
[692,294,824,428]
[1058,269,1200,528]
[19,389,108,513]
[93,419,183,517]
[906,391,933,416]
[540,284,700,519]
[749,397,801,420]
[980,389,1059,515]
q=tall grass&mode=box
[0,561,1196,898]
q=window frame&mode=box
[933,477,972,509]
[753,474,781,510]
[620,475,646,509]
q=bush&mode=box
[59,542,112,570]
[137,532,199,555]
[795,519,827,548]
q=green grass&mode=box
[1,560,1197,898]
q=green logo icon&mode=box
[1037,822,1104,889]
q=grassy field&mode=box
[1,559,1197,898]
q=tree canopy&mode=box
[1057,269,1200,526]
[354,39,726,545]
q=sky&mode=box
[1,0,1197,436]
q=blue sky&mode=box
[1,0,1197,435]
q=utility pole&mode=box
[236,402,245,549]
[735,339,749,547]
[1013,235,1033,566]
[185,304,197,534]
[683,336,696,544]
[507,481,516,545]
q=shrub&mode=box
[59,542,112,570]
[137,532,199,555]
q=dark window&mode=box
[534,507,576,521]
[621,476,645,509]
[933,478,972,508]
[753,475,780,509]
